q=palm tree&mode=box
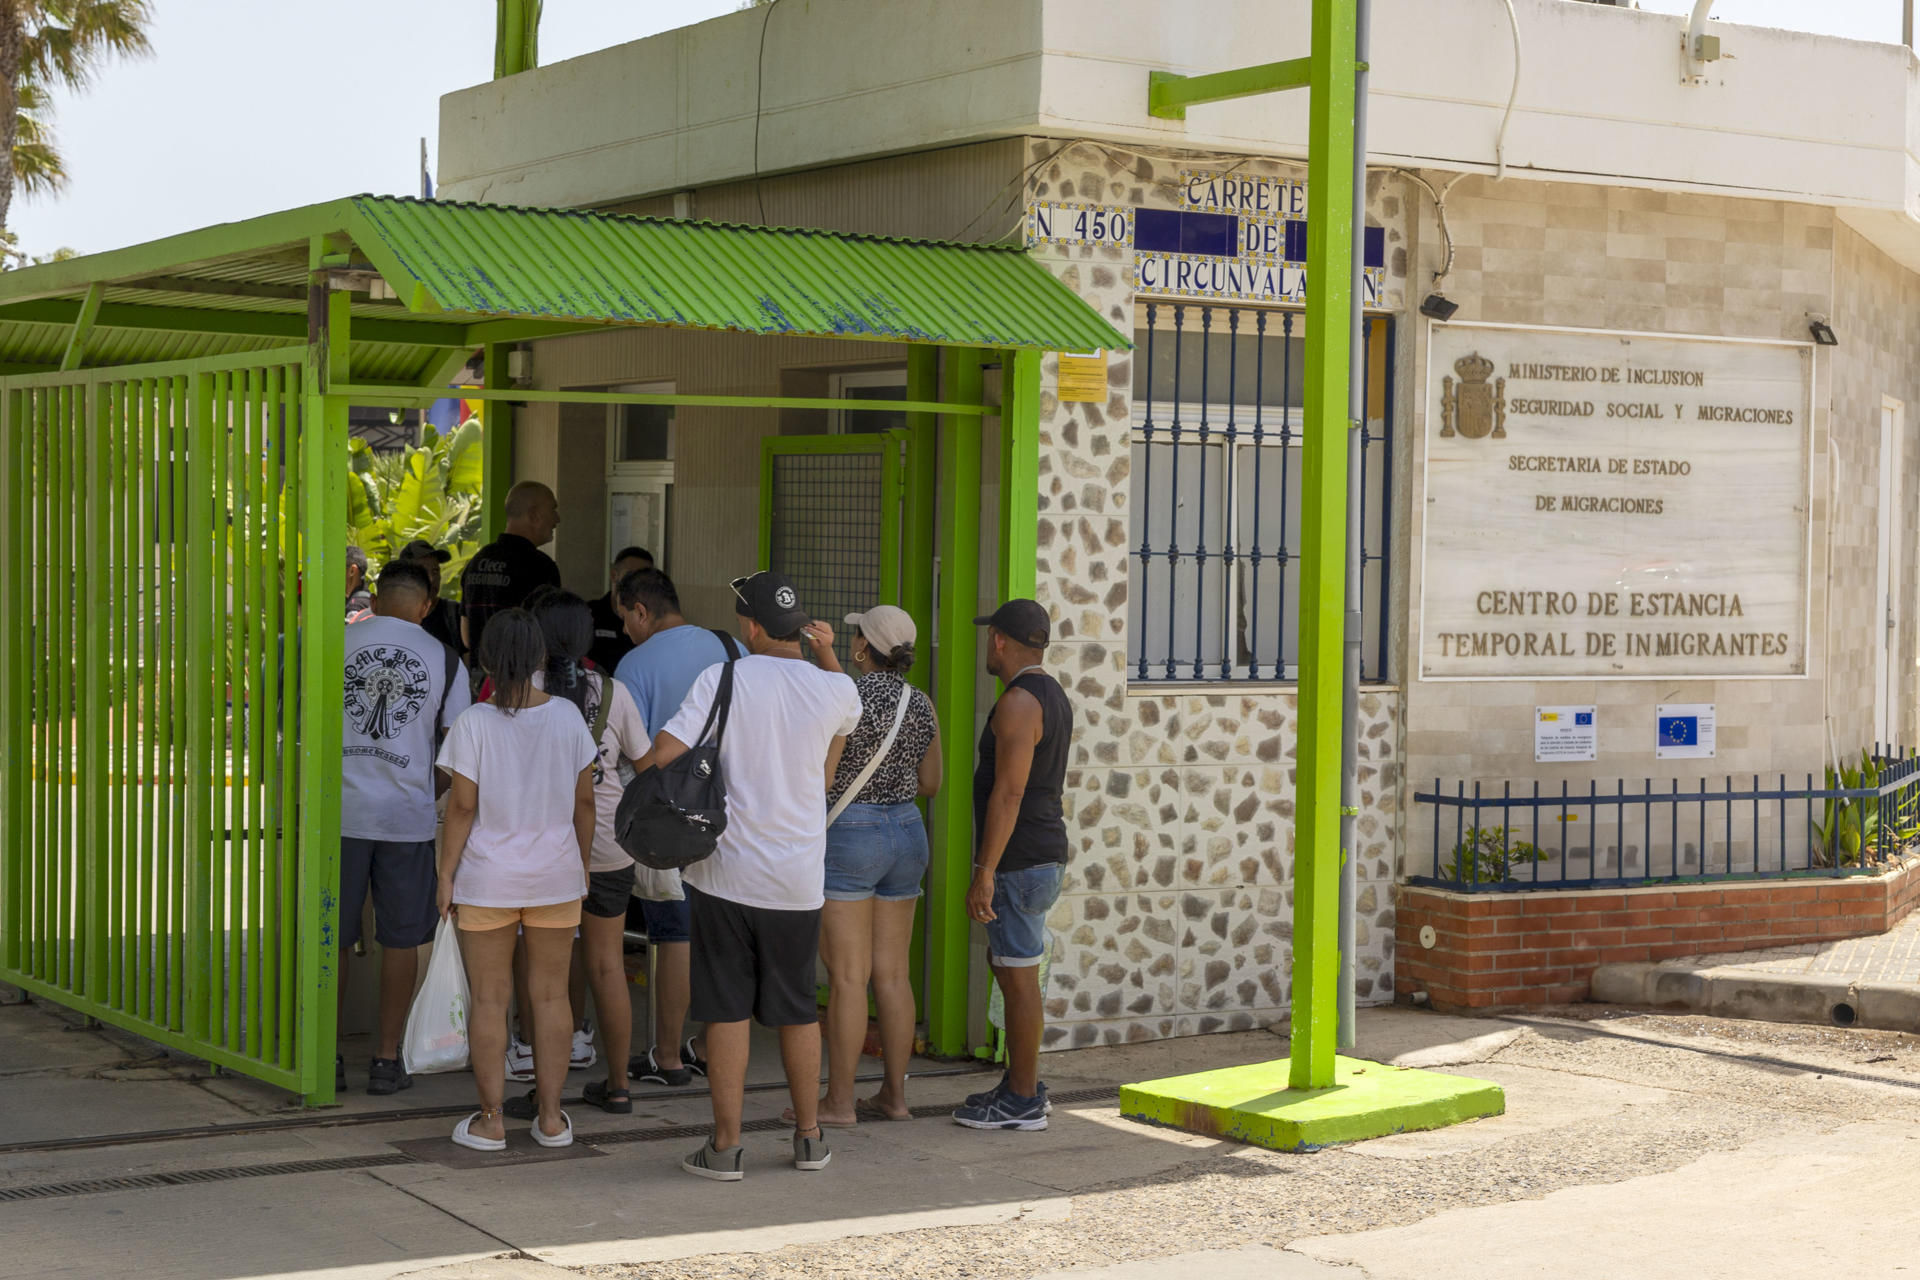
[0,1,153,233]
[14,75,64,197]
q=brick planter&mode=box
[1395,857,1920,1010]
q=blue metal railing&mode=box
[1410,748,1920,892]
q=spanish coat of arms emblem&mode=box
[1439,352,1506,440]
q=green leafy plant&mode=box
[347,420,484,596]
[1442,825,1549,885]
[1810,749,1920,868]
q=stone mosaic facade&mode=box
[1021,141,1404,1047]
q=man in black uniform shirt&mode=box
[460,481,562,665]
[397,538,463,661]
[588,545,653,672]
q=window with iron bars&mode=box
[1129,303,1396,683]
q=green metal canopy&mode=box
[0,195,1127,381]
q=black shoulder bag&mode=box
[614,631,741,871]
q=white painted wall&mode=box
[440,0,1920,263]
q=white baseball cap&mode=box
[845,604,915,656]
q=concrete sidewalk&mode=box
[9,993,1920,1279]
[1593,908,1920,1030]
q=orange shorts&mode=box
[456,900,582,931]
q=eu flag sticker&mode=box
[1575,712,1593,726]
[1659,716,1697,747]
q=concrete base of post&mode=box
[1119,1056,1505,1152]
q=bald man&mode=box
[460,480,563,664]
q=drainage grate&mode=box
[0,1152,416,1203]
[582,1087,1119,1149]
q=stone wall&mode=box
[1023,140,1407,1046]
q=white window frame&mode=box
[1135,397,1304,681]
[829,368,908,435]
[605,381,675,570]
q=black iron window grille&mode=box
[1129,303,1396,683]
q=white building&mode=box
[437,0,1920,1039]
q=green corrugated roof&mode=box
[346,196,1125,350]
[0,194,1127,379]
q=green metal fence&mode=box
[0,347,339,1101]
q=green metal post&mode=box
[999,349,1042,603]
[0,389,14,974]
[904,347,938,696]
[928,347,986,1057]
[298,252,349,1105]
[480,343,513,545]
[1147,58,1313,120]
[1290,0,1359,1093]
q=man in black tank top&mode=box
[953,599,1072,1132]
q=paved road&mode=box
[5,996,1920,1279]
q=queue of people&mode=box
[337,480,1071,1178]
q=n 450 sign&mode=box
[1030,203,1132,247]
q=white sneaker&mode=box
[504,1036,535,1083]
[570,1024,598,1071]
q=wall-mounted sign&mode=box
[1056,351,1107,402]
[1535,706,1598,763]
[1655,704,1716,759]
[1027,171,1388,306]
[1419,323,1812,680]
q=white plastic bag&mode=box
[402,918,470,1074]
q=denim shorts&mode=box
[637,896,691,944]
[824,803,930,902]
[985,862,1065,967]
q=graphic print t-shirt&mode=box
[341,615,471,842]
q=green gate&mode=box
[0,347,342,1101]
[760,431,912,665]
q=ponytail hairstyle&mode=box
[479,609,547,714]
[532,589,595,722]
[860,629,915,674]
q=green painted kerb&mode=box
[1120,1057,1505,1152]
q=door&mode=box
[760,431,911,667]
[1877,398,1903,746]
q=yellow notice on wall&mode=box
[1056,350,1107,402]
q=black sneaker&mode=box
[366,1057,412,1096]
[631,1046,692,1088]
[964,1074,1052,1115]
[683,1037,709,1078]
[953,1086,1049,1131]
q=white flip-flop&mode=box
[531,1109,574,1149]
[452,1112,507,1152]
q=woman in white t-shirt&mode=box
[436,609,598,1153]
[528,592,650,1117]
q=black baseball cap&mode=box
[731,570,810,634]
[975,598,1050,648]
[397,538,452,564]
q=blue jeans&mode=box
[984,862,1065,967]
[824,803,930,902]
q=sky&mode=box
[14,0,741,258]
[13,0,1907,259]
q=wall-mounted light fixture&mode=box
[1419,294,1460,322]
[1808,318,1838,347]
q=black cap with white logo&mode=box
[731,570,810,635]
[974,598,1051,649]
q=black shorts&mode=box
[339,838,438,950]
[584,865,638,919]
[687,885,820,1027]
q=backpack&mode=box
[613,631,741,871]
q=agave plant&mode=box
[348,420,484,595]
